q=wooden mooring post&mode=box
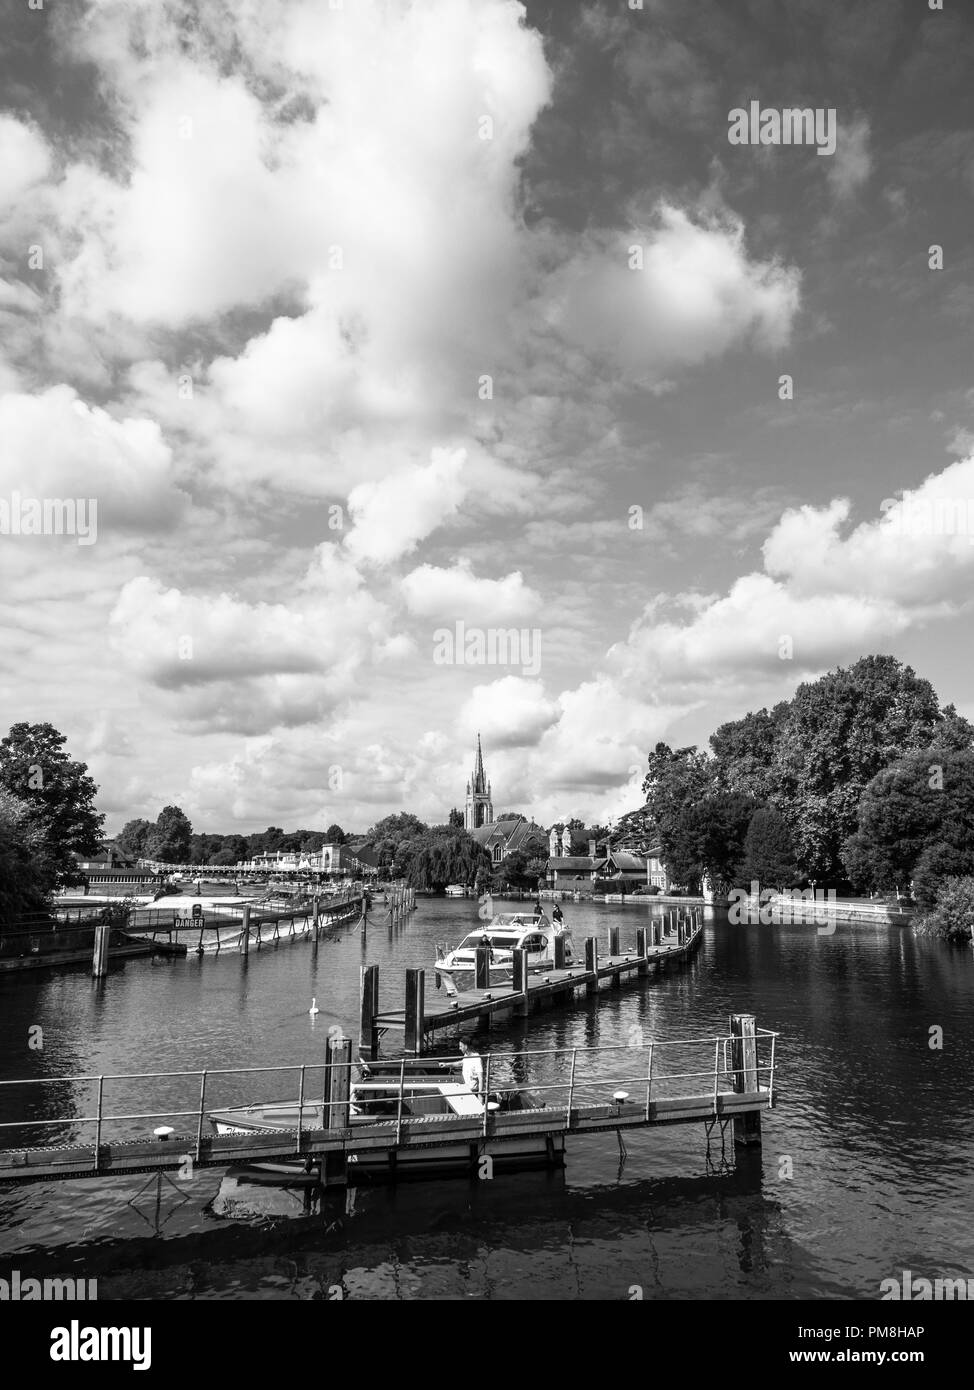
[320,1033,351,1187]
[553,933,567,969]
[475,945,491,990]
[636,926,649,976]
[404,968,426,1055]
[585,937,598,995]
[730,1012,761,1147]
[608,925,620,957]
[359,964,379,1060]
[92,924,110,978]
[513,947,529,1016]
[240,903,251,957]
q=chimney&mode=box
[588,839,596,859]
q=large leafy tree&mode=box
[499,828,550,888]
[366,813,429,869]
[740,807,800,890]
[711,704,790,802]
[400,826,490,890]
[0,786,58,921]
[116,818,153,860]
[842,747,974,904]
[324,823,347,844]
[641,742,716,865]
[145,805,193,863]
[0,722,104,888]
[665,791,757,891]
[772,656,970,880]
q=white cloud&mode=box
[344,448,469,566]
[458,676,559,748]
[546,203,801,379]
[827,115,872,199]
[401,559,542,624]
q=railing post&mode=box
[395,1057,406,1146]
[296,1065,306,1151]
[644,1043,654,1120]
[93,1075,104,1172]
[566,1048,577,1128]
[712,1039,720,1113]
[482,1052,492,1137]
[195,1070,207,1163]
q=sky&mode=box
[1,0,973,837]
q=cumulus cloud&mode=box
[344,448,469,566]
[0,386,189,530]
[401,559,542,624]
[546,203,801,378]
[107,545,392,733]
[457,676,559,748]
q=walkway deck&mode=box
[0,1022,776,1186]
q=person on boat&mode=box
[479,931,494,962]
[458,1039,484,1096]
[552,902,564,926]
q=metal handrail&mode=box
[0,1032,780,1156]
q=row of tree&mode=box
[626,657,974,932]
[115,815,350,865]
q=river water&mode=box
[1,899,972,1301]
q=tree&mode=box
[400,827,490,890]
[145,805,193,863]
[447,808,464,829]
[366,813,429,869]
[711,704,789,803]
[916,876,974,943]
[740,807,800,890]
[641,743,716,868]
[841,747,974,901]
[772,656,957,880]
[500,828,550,888]
[324,823,347,844]
[116,818,153,861]
[0,722,104,889]
[666,792,757,891]
[0,786,57,921]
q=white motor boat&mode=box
[434,909,574,989]
[444,884,468,897]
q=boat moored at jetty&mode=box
[207,1057,558,1177]
[434,909,574,989]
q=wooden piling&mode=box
[651,920,662,947]
[553,933,567,969]
[585,937,598,995]
[240,903,251,956]
[608,925,620,957]
[729,1013,761,1147]
[325,1033,352,1130]
[404,968,426,1056]
[92,924,110,978]
[636,926,649,976]
[474,945,491,990]
[359,964,379,1060]
[513,947,529,1016]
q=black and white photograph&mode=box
[0,0,971,1355]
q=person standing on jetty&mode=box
[458,1039,484,1097]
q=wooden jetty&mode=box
[363,909,705,1056]
[0,1019,776,1188]
[128,892,364,957]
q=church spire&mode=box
[465,733,493,830]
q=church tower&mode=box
[464,733,493,830]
